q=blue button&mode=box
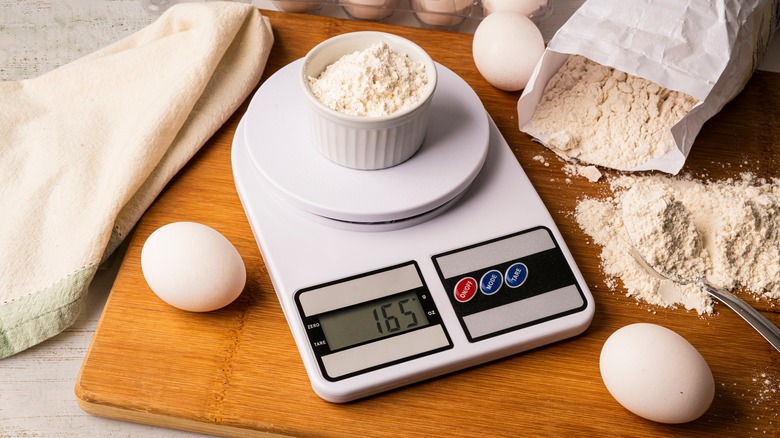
[505,263,528,288]
[479,270,503,295]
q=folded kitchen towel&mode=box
[0,2,273,358]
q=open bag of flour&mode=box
[517,0,780,174]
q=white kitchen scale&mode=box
[232,59,594,403]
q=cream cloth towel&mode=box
[0,2,273,358]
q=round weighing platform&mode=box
[242,59,490,228]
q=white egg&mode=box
[411,0,472,27]
[273,0,324,13]
[482,0,548,17]
[141,222,246,312]
[600,323,715,424]
[472,11,545,91]
[342,0,400,21]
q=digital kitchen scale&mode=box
[232,59,594,403]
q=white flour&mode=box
[308,41,428,117]
[563,163,602,183]
[621,184,710,284]
[576,173,780,314]
[523,55,698,171]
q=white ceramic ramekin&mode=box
[300,31,438,170]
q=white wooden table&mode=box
[2,1,777,437]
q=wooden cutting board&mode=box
[76,10,780,437]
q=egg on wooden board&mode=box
[141,222,246,312]
[599,323,715,424]
[472,11,545,91]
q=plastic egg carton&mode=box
[273,0,553,29]
[140,0,553,31]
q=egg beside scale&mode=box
[599,323,715,424]
[141,222,247,312]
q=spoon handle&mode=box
[703,284,780,353]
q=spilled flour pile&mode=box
[621,184,711,285]
[576,173,780,314]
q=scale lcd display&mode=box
[319,290,430,351]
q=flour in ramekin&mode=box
[308,41,428,117]
[576,173,780,314]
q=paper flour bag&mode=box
[518,0,780,174]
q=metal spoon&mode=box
[623,229,780,354]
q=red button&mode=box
[454,277,478,303]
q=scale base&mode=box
[232,62,595,403]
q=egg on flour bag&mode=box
[517,0,780,174]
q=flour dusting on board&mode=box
[576,173,780,314]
